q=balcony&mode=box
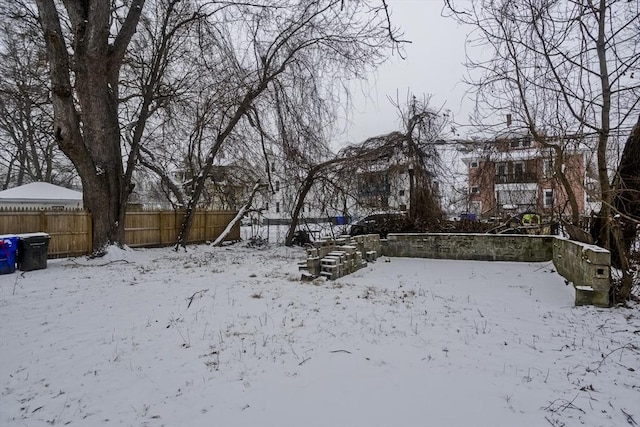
[495,172,537,184]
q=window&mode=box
[275,181,280,192]
[543,159,553,178]
[544,189,554,207]
[276,202,280,213]
[271,163,276,172]
[265,202,269,211]
[470,161,479,168]
[522,138,532,148]
[510,140,520,148]
[514,162,524,179]
[399,190,405,197]
[471,186,479,194]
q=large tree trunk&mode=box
[285,170,317,246]
[595,0,613,250]
[74,47,127,253]
[611,115,640,302]
[36,0,143,254]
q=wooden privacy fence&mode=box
[0,209,240,258]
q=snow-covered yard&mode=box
[1,241,638,427]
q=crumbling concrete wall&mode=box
[382,233,554,262]
[378,233,611,308]
[552,238,610,307]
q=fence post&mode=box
[158,211,163,246]
[205,211,209,242]
[86,212,92,254]
[40,210,47,232]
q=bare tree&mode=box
[32,0,212,254]
[172,0,402,249]
[283,132,405,246]
[395,94,445,224]
[0,4,75,189]
[34,0,145,254]
[281,94,447,246]
[447,0,639,227]
[447,0,640,301]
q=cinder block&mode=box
[575,285,610,307]
[338,245,357,254]
[582,247,611,266]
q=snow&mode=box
[1,242,639,427]
[0,182,82,201]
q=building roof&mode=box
[0,182,83,202]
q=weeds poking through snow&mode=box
[543,394,585,414]
[186,289,209,309]
[587,343,639,373]
[168,315,190,348]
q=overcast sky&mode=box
[338,0,473,146]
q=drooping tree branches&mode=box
[16,0,404,254]
[282,95,447,246]
[173,0,402,249]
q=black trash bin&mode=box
[17,233,51,271]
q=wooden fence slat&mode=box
[0,209,240,258]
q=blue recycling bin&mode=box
[0,235,19,274]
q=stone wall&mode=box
[552,238,610,307]
[299,232,611,307]
[378,233,611,307]
[382,233,554,262]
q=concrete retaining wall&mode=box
[552,238,610,307]
[378,233,611,307]
[299,232,611,307]
[382,233,554,262]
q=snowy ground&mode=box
[1,239,639,427]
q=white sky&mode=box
[338,0,473,146]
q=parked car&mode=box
[348,212,409,237]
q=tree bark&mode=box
[36,0,144,254]
[595,0,612,249]
[611,115,640,301]
[285,169,318,246]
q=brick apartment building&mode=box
[462,135,597,219]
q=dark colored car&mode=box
[348,212,409,238]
